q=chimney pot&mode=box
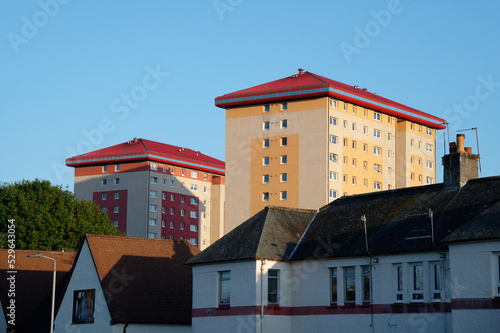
[465,147,472,154]
[457,134,465,152]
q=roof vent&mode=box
[362,87,368,91]
[354,85,360,90]
[298,68,304,75]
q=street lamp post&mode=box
[27,253,56,333]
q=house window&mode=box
[352,176,356,185]
[264,104,270,113]
[418,125,422,133]
[388,133,392,141]
[329,117,337,126]
[329,135,337,144]
[329,171,337,181]
[114,192,119,199]
[151,163,158,171]
[150,177,158,184]
[263,192,269,202]
[263,174,270,184]
[190,224,197,232]
[72,290,95,323]
[281,102,287,111]
[281,155,287,164]
[115,178,120,185]
[343,103,347,111]
[190,198,197,205]
[343,174,347,183]
[263,139,270,148]
[419,174,423,183]
[374,113,381,121]
[329,153,337,163]
[411,263,424,302]
[162,206,166,213]
[329,190,337,199]
[150,190,158,198]
[427,177,434,184]
[190,211,197,218]
[363,178,367,188]
[102,179,107,186]
[374,129,381,138]
[219,271,230,306]
[410,123,414,131]
[362,265,371,303]
[281,119,287,129]
[352,105,356,114]
[374,181,381,190]
[263,157,270,166]
[411,173,415,181]
[114,220,119,227]
[352,158,356,168]
[280,191,287,201]
[281,137,287,146]
[268,270,279,304]
[410,156,414,164]
[395,264,403,303]
[344,267,356,303]
[115,165,120,172]
[374,147,381,156]
[418,141,422,150]
[149,218,157,226]
[374,164,381,173]
[263,121,270,130]
[101,193,107,200]
[114,206,119,213]
[363,109,367,117]
[280,173,287,182]
[102,166,107,173]
[330,268,338,304]
[330,99,338,108]
[148,232,156,239]
[431,262,443,302]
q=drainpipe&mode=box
[260,259,266,333]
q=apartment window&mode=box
[161,234,166,239]
[182,169,185,176]
[280,191,287,201]
[344,267,356,303]
[102,166,107,173]
[263,139,269,148]
[181,182,185,188]
[151,163,158,171]
[162,220,166,227]
[191,171,198,178]
[163,165,167,173]
[263,192,269,202]
[427,177,434,184]
[352,158,356,168]
[115,165,120,172]
[411,139,414,147]
[264,104,270,113]
[410,155,414,164]
[150,190,158,198]
[181,196,185,203]
[388,167,392,176]
[329,190,337,199]
[343,174,347,183]
[352,140,356,149]
[114,206,119,213]
[419,174,422,183]
[411,173,415,181]
[263,174,269,184]
[170,207,175,215]
[363,143,367,152]
[388,133,392,141]
[281,119,288,128]
[374,164,381,173]
[150,177,158,184]
[343,103,347,111]
[395,264,403,303]
[190,198,197,205]
[352,176,356,185]
[374,129,381,138]
[411,263,424,302]
[263,121,270,130]
[190,211,198,218]
[180,223,185,230]
[281,155,287,164]
[219,271,230,305]
[363,161,367,170]
[162,206,166,213]
[171,167,175,174]
[343,138,347,147]
[149,218,157,226]
[101,207,107,213]
[170,221,174,229]
[330,268,338,304]
[388,117,391,124]
[388,150,392,158]
[190,224,197,232]
[374,112,381,121]
[204,173,207,180]
[343,156,347,165]
[329,117,337,126]
[72,290,95,323]
[204,186,207,193]
[374,147,381,156]
[281,102,287,111]
[363,178,367,188]
[101,193,107,200]
[363,126,368,135]
[114,220,119,227]
[102,179,107,186]
[148,232,156,239]
[263,157,270,166]
[352,123,356,132]
[329,171,337,181]
[410,123,414,131]
[329,153,337,163]
[149,204,157,212]
[352,105,356,114]
[170,180,175,187]
[162,192,166,200]
[362,265,371,303]
[343,120,347,129]
[268,270,280,304]
[330,99,338,108]
[418,125,422,133]
[431,262,443,302]
[114,192,119,199]
[426,144,433,152]
[181,209,185,217]
[169,235,174,240]
[190,238,197,245]
[427,128,432,135]
[170,194,174,201]
[191,184,198,191]
[374,181,382,190]
[427,161,433,169]
[281,137,287,146]
[329,135,337,144]
[114,178,120,185]
[280,173,287,182]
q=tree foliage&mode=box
[0,179,122,251]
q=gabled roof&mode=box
[215,70,446,129]
[66,138,225,175]
[187,206,317,265]
[84,234,200,325]
[0,250,76,333]
[291,176,500,260]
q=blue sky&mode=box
[1,1,499,191]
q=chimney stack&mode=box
[443,134,479,188]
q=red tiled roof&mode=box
[66,138,225,175]
[85,234,200,325]
[215,71,446,129]
[0,250,76,333]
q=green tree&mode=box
[0,179,122,251]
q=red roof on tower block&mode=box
[215,70,446,129]
[66,138,225,175]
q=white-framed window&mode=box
[410,156,414,164]
[114,178,120,185]
[343,156,347,165]
[191,184,198,191]
[190,198,197,205]
[374,112,381,121]
[352,105,356,114]
[151,163,158,171]
[352,140,356,150]
[344,267,356,303]
[329,135,337,144]
[418,158,422,166]
[427,161,433,169]
[281,119,287,129]
[148,233,156,239]
[364,161,368,170]
[427,128,432,135]
[418,125,422,133]
[263,157,270,166]
[149,218,157,226]
[343,120,348,129]
[170,180,174,187]
[394,264,403,303]
[363,109,367,117]
[162,206,166,213]
[280,191,287,201]
[329,190,337,199]
[150,177,158,184]
[263,174,269,184]
[182,169,185,176]
[343,174,347,183]
[280,173,287,182]
[363,143,367,152]
[374,147,381,156]
[281,102,287,111]
[410,263,424,302]
[180,223,185,230]
[427,177,434,184]
[170,221,174,229]
[388,133,392,141]
[363,126,368,135]
[281,137,287,146]
[374,181,381,190]
[191,171,198,178]
[411,173,415,181]
[190,238,197,245]
[263,139,269,148]
[281,155,287,164]
[115,192,119,199]
[263,121,270,130]
[181,209,185,217]
[388,167,392,176]
[113,220,119,227]
[330,99,338,108]
[388,117,391,124]
[431,262,443,302]
[343,103,347,111]
[268,270,280,304]
[171,167,175,174]
[101,193,107,200]
[149,204,157,212]
[115,165,120,172]
[362,265,371,303]
[163,165,167,173]
[352,123,356,131]
[426,144,433,152]
[102,179,107,186]
[162,220,166,227]
[264,104,270,113]
[190,211,198,218]
[388,150,392,158]
[363,178,367,188]
[410,123,414,131]
[170,194,174,201]
[219,271,230,305]
[343,138,347,147]
[352,158,356,168]
[329,117,337,126]
[114,206,119,213]
[329,171,337,181]
[170,207,175,215]
[263,192,269,202]
[330,267,338,304]
[352,176,356,185]
[411,139,414,147]
[102,165,107,173]
[204,186,207,193]
[329,153,337,163]
[190,224,197,232]
[418,141,422,150]
[374,164,381,173]
[150,190,157,198]
[419,174,422,183]
[374,129,381,138]
[181,196,185,203]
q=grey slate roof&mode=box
[187,206,317,264]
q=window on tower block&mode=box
[264,104,270,113]
[263,192,269,202]
[263,174,269,184]
[280,173,287,182]
[263,139,269,148]
[263,157,270,166]
[102,166,107,173]
[114,192,119,199]
[72,290,95,324]
[280,191,287,200]
[329,117,337,126]
[281,119,287,129]
[263,121,270,130]
[102,179,107,186]
[281,155,287,164]
[102,193,106,200]
[374,112,381,121]
[281,137,287,146]
[329,135,337,144]
[281,102,287,111]
[190,211,197,218]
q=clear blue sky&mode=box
[1,1,499,191]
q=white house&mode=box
[54,234,200,333]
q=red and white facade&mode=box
[66,138,225,249]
